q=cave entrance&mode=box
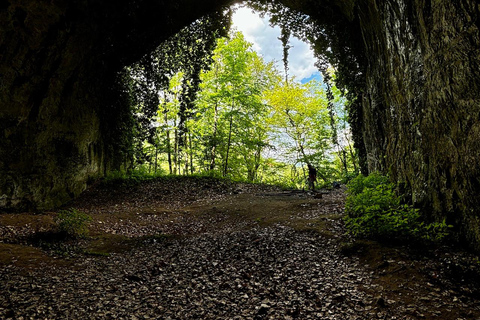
[0,0,364,211]
[4,0,480,251]
[119,2,360,188]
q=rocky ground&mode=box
[0,176,479,319]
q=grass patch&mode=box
[83,250,110,257]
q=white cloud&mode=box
[231,6,318,82]
[288,38,318,80]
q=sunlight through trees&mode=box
[124,13,359,189]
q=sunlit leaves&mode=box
[124,10,231,170]
[193,32,280,180]
[265,80,331,166]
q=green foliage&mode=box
[123,10,231,171]
[106,169,235,186]
[112,2,364,190]
[246,1,368,174]
[340,170,359,184]
[55,209,92,239]
[194,32,280,180]
[345,173,451,243]
[346,172,390,197]
[104,167,166,187]
[265,79,335,185]
[122,14,359,188]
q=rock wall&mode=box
[0,1,101,210]
[0,0,233,210]
[357,0,480,248]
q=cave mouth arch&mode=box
[0,0,361,212]
[2,0,480,251]
[120,1,361,181]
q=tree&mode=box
[194,32,280,180]
[124,17,354,188]
[125,10,231,173]
[325,69,359,180]
[266,79,331,185]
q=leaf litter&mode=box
[0,176,479,319]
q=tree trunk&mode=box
[224,112,234,177]
[154,143,158,173]
[165,117,173,175]
[174,119,179,175]
[210,64,220,172]
[189,131,194,175]
[210,99,219,171]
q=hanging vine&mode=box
[278,26,291,84]
[123,9,232,169]
[246,0,368,173]
[323,71,338,146]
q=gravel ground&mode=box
[1,226,378,319]
[1,178,479,319]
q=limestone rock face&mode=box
[0,0,232,210]
[0,1,102,210]
[1,0,480,249]
[358,0,480,248]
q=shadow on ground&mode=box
[0,177,479,319]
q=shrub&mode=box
[341,170,363,185]
[344,173,451,243]
[346,172,390,197]
[55,208,92,239]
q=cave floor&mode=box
[0,177,479,319]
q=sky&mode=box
[231,5,321,83]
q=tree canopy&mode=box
[120,5,359,188]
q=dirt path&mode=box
[0,177,479,319]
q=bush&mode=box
[55,208,92,238]
[346,172,390,197]
[340,170,361,185]
[344,173,451,243]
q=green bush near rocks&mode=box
[55,208,92,239]
[344,173,451,243]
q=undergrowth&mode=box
[104,169,276,189]
[104,167,349,191]
[344,173,451,244]
[55,208,92,239]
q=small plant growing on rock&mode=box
[54,208,92,239]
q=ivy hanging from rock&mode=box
[245,0,368,173]
[122,9,232,168]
